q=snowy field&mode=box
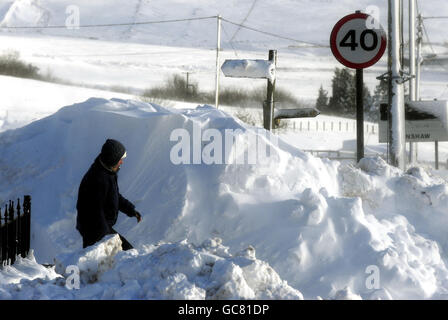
[0,0,447,300]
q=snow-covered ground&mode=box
[1,235,303,299]
[0,0,447,300]
[1,97,448,300]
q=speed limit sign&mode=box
[330,12,386,69]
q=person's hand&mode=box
[134,210,142,223]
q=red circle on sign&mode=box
[330,12,387,69]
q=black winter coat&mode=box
[76,156,136,242]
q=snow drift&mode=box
[1,235,302,299]
[1,97,448,299]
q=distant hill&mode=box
[0,0,445,52]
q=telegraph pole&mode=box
[215,15,222,109]
[388,0,406,170]
[409,0,417,163]
[416,13,423,100]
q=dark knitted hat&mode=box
[100,139,126,167]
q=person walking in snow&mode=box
[76,138,142,250]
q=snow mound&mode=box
[0,250,59,285]
[332,287,362,300]
[2,97,448,299]
[0,96,339,263]
[54,234,122,284]
[104,238,303,300]
[0,237,303,300]
[0,250,62,299]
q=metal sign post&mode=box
[330,11,387,163]
[356,68,364,161]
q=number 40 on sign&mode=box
[329,11,387,162]
[330,11,386,69]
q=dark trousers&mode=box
[82,228,133,251]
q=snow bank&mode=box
[0,236,302,300]
[335,157,448,299]
[54,234,122,284]
[0,97,340,262]
[0,250,62,299]
[2,97,448,299]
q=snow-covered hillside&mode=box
[1,97,448,299]
[0,75,136,131]
[0,0,447,46]
[0,0,446,103]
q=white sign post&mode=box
[220,59,276,82]
[222,50,319,131]
[330,11,387,163]
[222,50,278,131]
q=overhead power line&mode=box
[422,16,448,20]
[421,13,448,70]
[422,21,436,53]
[220,22,240,58]
[221,17,329,48]
[0,14,329,49]
[229,0,259,42]
[415,0,448,72]
[0,15,218,29]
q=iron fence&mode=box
[0,195,31,265]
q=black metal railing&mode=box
[0,195,31,265]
